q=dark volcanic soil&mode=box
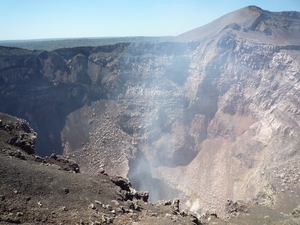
[1,6,300,224]
[1,113,300,224]
[0,112,201,225]
[0,148,202,225]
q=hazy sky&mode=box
[1,0,300,40]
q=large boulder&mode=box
[0,112,36,155]
[291,205,300,218]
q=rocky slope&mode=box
[1,5,300,218]
[0,112,203,224]
[2,113,300,225]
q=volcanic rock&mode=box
[291,205,300,218]
[0,113,202,224]
[0,112,36,155]
[1,5,300,220]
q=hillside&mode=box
[173,6,300,44]
[1,112,300,224]
[1,5,300,220]
[0,112,203,224]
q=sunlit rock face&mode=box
[1,6,300,217]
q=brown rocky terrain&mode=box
[1,5,300,222]
[1,112,300,224]
[0,112,202,224]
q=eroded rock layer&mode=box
[1,6,300,216]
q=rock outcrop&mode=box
[0,112,36,155]
[292,205,300,218]
[1,6,300,217]
[0,113,202,224]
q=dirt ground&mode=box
[1,112,300,224]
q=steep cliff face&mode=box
[1,6,300,217]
